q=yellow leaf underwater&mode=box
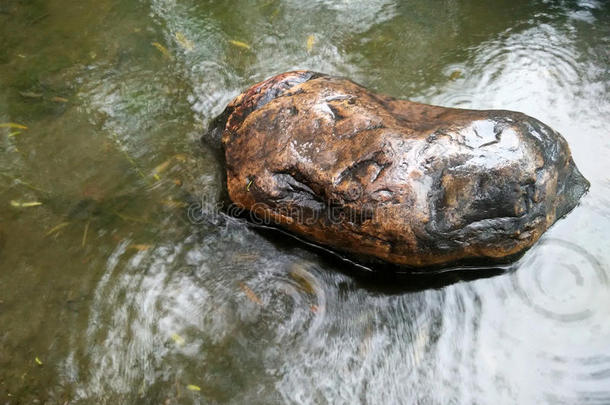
[151,154,188,180]
[233,253,259,262]
[0,123,28,130]
[229,39,251,50]
[19,91,43,99]
[81,220,90,247]
[152,159,172,177]
[187,384,201,392]
[171,333,185,346]
[172,153,188,162]
[160,199,188,209]
[175,31,194,52]
[306,35,315,52]
[46,221,70,236]
[10,200,42,208]
[35,357,43,366]
[239,282,263,306]
[289,265,317,295]
[449,70,462,81]
[129,244,152,251]
[151,42,173,60]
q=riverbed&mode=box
[1,0,609,403]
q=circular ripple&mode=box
[512,238,607,322]
[263,262,328,338]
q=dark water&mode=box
[1,0,609,404]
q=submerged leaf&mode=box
[172,153,188,162]
[0,123,28,130]
[35,357,43,366]
[171,333,185,346]
[46,221,70,236]
[160,199,188,208]
[152,159,172,177]
[151,42,173,60]
[449,70,462,81]
[19,91,43,99]
[306,35,315,53]
[151,154,188,180]
[175,32,194,51]
[81,220,90,247]
[187,384,201,392]
[129,244,152,251]
[234,253,259,262]
[289,265,317,295]
[229,39,251,50]
[239,282,263,306]
[10,200,42,208]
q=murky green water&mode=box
[1,0,609,403]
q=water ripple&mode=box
[512,238,607,323]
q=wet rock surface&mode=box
[209,71,589,269]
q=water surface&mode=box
[1,0,609,404]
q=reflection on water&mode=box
[0,0,609,403]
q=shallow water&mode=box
[0,0,609,404]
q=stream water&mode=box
[1,0,609,404]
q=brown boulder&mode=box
[208,71,589,269]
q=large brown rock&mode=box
[208,71,589,269]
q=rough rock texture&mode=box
[209,71,589,268]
